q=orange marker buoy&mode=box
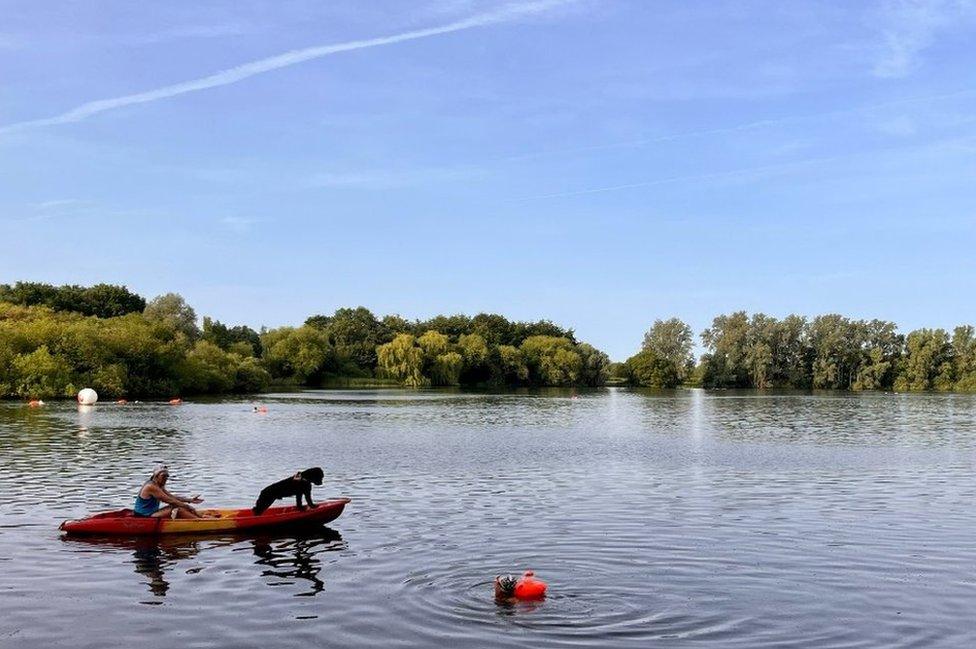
[168,398,182,405]
[514,570,547,600]
[28,399,44,408]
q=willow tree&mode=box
[519,336,582,386]
[376,334,428,387]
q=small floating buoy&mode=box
[116,399,128,405]
[168,398,182,405]
[77,388,98,406]
[28,399,45,408]
[514,570,547,600]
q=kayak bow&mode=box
[59,498,350,536]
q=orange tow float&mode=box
[514,570,547,599]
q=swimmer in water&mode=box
[494,575,519,603]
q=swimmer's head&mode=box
[494,575,517,598]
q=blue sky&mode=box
[2,0,975,360]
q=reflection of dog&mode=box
[252,468,324,515]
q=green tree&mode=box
[577,342,610,386]
[852,320,901,391]
[12,346,75,398]
[417,330,451,358]
[234,356,272,393]
[202,317,261,356]
[895,329,954,391]
[431,352,463,386]
[307,307,385,372]
[808,314,862,389]
[642,318,694,381]
[91,363,128,396]
[181,340,238,393]
[77,284,147,318]
[952,325,976,391]
[379,314,413,338]
[744,313,777,388]
[773,314,811,387]
[700,311,751,387]
[457,333,490,383]
[376,334,428,387]
[470,313,517,345]
[144,293,200,340]
[415,314,472,339]
[519,336,582,386]
[496,345,529,384]
[0,281,145,317]
[512,320,575,345]
[261,326,332,384]
[625,348,679,388]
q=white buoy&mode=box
[77,388,98,405]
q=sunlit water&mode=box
[1,389,975,648]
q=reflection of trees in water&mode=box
[62,525,345,601]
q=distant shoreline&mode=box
[4,282,976,399]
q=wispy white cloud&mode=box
[32,198,87,210]
[0,0,573,136]
[872,0,976,78]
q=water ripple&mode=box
[2,390,976,647]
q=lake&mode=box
[1,389,974,648]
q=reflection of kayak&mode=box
[60,498,350,536]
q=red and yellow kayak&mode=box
[60,498,350,536]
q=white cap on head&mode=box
[152,464,169,478]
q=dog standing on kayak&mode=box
[252,467,324,515]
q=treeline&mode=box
[0,282,145,318]
[620,312,976,392]
[0,282,609,398]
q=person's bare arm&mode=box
[152,484,202,506]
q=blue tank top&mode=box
[133,484,159,517]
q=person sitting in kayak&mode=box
[134,465,208,519]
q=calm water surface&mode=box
[1,389,975,648]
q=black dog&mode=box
[252,467,324,515]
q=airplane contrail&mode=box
[0,0,571,136]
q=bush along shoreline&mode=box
[4,282,976,399]
[0,282,609,399]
